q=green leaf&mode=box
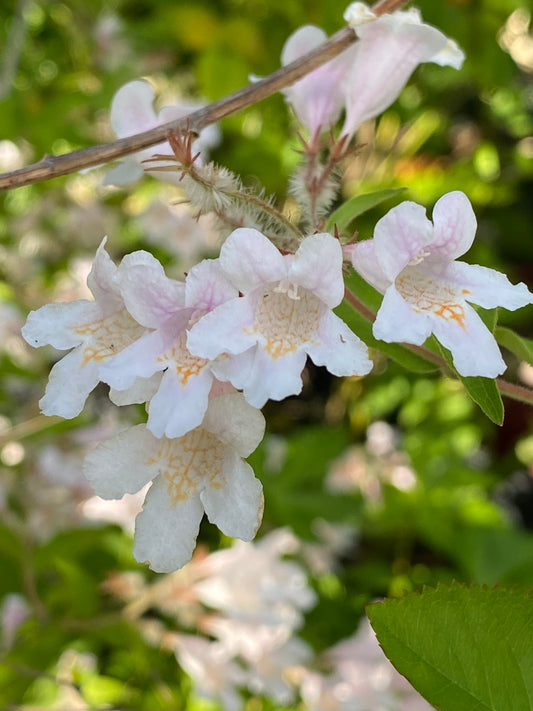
[436,343,504,424]
[495,326,533,366]
[326,188,406,233]
[368,583,533,711]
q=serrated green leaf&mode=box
[326,188,406,233]
[436,343,504,424]
[495,327,533,366]
[368,583,533,711]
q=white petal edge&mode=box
[430,191,477,260]
[373,285,434,345]
[203,392,266,457]
[220,228,287,294]
[289,233,344,307]
[307,310,373,377]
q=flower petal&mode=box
[22,300,102,350]
[342,17,448,137]
[185,259,238,311]
[86,238,122,308]
[442,262,533,311]
[201,454,263,541]
[281,25,327,65]
[240,347,308,408]
[100,316,185,390]
[220,228,286,293]
[117,251,185,328]
[40,348,101,418]
[187,298,256,360]
[351,239,391,294]
[103,160,144,187]
[147,367,212,439]
[307,310,373,376]
[83,424,158,498]
[289,233,344,307]
[109,373,162,406]
[202,392,266,457]
[430,191,477,260]
[373,201,433,281]
[110,80,157,138]
[373,285,434,345]
[133,476,204,573]
[432,303,506,377]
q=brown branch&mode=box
[0,0,410,192]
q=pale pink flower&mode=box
[100,254,237,438]
[352,191,533,377]
[1,594,30,649]
[281,25,348,136]
[22,239,146,418]
[175,635,246,711]
[83,393,265,573]
[340,3,464,138]
[104,80,220,186]
[188,229,372,408]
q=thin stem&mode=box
[0,0,411,192]
[496,379,533,406]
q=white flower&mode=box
[352,191,533,377]
[22,238,146,418]
[100,254,237,438]
[187,229,372,408]
[104,80,220,186]
[83,393,265,573]
[281,25,348,136]
[340,3,465,138]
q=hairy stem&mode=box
[0,0,410,191]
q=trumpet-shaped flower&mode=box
[187,229,372,409]
[83,392,265,573]
[352,191,533,377]
[104,80,220,186]
[341,3,465,138]
[22,239,146,418]
[100,254,238,438]
[279,5,464,139]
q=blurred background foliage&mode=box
[0,0,533,708]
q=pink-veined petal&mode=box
[201,454,263,541]
[307,310,372,376]
[289,233,344,307]
[185,259,238,311]
[202,392,265,457]
[83,424,158,498]
[187,298,256,360]
[147,367,212,439]
[342,17,448,137]
[430,191,477,260]
[351,239,391,294]
[220,228,287,293]
[110,80,157,138]
[40,348,101,418]
[239,347,308,408]
[133,476,204,573]
[373,285,434,345]
[432,303,506,377]
[22,300,102,350]
[373,201,433,281]
[117,251,185,328]
[441,262,533,311]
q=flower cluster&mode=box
[23,229,371,572]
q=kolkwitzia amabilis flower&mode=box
[187,229,372,408]
[83,392,265,573]
[352,191,533,377]
[280,26,348,137]
[100,254,238,438]
[340,3,465,139]
[22,238,146,418]
[104,79,220,186]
